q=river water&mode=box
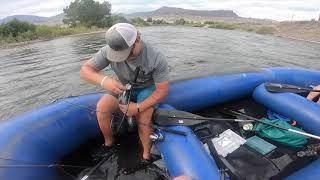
[0,26,320,120]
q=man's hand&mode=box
[307,85,320,104]
[119,102,139,116]
[102,77,126,94]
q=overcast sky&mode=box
[0,0,319,21]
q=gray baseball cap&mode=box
[105,23,138,62]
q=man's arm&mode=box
[80,46,110,86]
[139,81,169,112]
[80,61,125,94]
[137,51,170,111]
[80,61,106,86]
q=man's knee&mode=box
[96,94,119,114]
[137,107,154,124]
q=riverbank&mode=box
[1,21,319,47]
[0,29,105,48]
[0,25,104,47]
[130,20,320,43]
[274,21,320,43]
[195,21,320,43]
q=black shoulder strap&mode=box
[206,139,244,180]
[132,66,141,83]
[205,139,226,180]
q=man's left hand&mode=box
[119,102,139,116]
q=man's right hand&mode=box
[102,77,126,94]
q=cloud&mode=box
[0,0,71,18]
[0,0,319,21]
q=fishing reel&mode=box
[118,84,132,105]
[117,83,136,133]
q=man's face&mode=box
[127,32,142,60]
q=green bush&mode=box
[204,21,216,24]
[152,19,168,25]
[0,19,36,37]
[0,21,96,45]
[111,15,128,24]
[208,22,236,30]
[175,18,186,25]
[130,17,149,27]
[192,23,205,27]
[255,26,275,34]
[0,34,16,43]
[147,17,152,22]
[246,28,255,32]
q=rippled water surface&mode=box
[1,26,320,120]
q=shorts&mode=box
[105,85,158,108]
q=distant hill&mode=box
[0,6,276,25]
[128,6,238,18]
[126,6,275,24]
[46,13,65,24]
[0,13,65,25]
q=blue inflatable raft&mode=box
[1,67,320,180]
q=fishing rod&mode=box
[57,67,187,137]
[0,164,89,168]
[58,98,187,136]
[80,151,114,180]
[116,66,141,134]
[0,157,89,180]
[264,83,318,93]
[228,110,320,140]
[0,157,89,169]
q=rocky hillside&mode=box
[0,6,275,25]
[126,6,274,24]
[128,6,238,18]
[0,13,65,25]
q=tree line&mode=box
[0,0,126,43]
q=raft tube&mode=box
[1,67,320,179]
[253,84,320,180]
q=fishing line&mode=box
[0,157,89,180]
[0,157,90,169]
[57,98,187,136]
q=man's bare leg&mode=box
[96,94,119,146]
[136,107,154,160]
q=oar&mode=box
[154,109,253,127]
[228,110,320,140]
[167,116,253,123]
[152,124,187,136]
[264,83,319,93]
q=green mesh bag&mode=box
[253,118,308,148]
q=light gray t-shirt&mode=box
[89,41,169,89]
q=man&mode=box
[80,23,169,163]
[307,85,320,104]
